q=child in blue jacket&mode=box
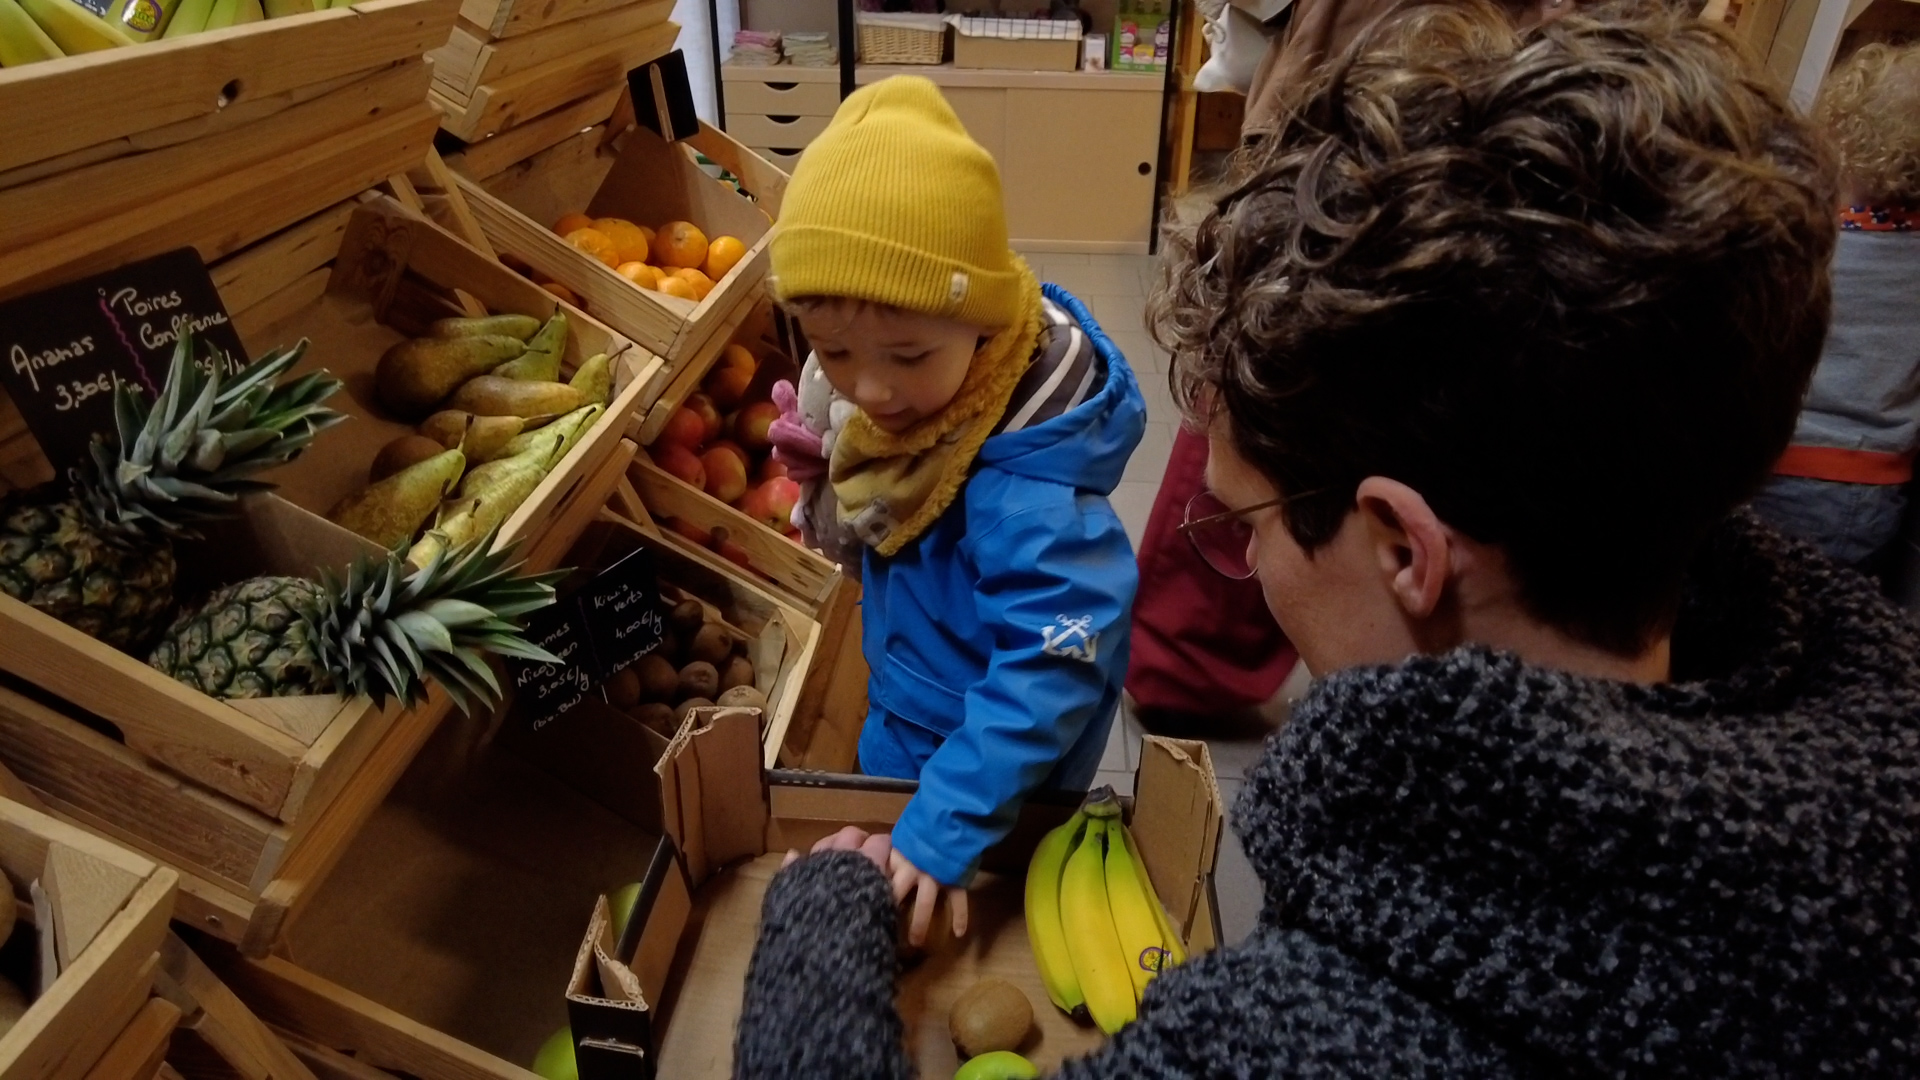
[766,75,1145,944]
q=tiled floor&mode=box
[1023,248,1300,948]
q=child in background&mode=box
[1750,42,1920,566]
[766,76,1146,945]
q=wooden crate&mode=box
[0,797,177,1080]
[430,1,679,142]
[0,0,460,302]
[458,121,788,374]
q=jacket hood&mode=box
[975,285,1148,496]
[1235,513,1920,1077]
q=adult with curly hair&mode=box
[1750,41,1920,566]
[734,2,1920,1074]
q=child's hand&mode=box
[782,825,891,876]
[887,846,969,947]
[768,379,827,483]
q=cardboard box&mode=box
[954,33,1082,71]
[563,707,1225,1079]
[1112,4,1171,71]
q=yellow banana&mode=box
[1024,810,1088,1020]
[1122,820,1188,967]
[0,0,63,63]
[231,0,259,21]
[159,0,208,35]
[1105,817,1178,1002]
[17,0,131,51]
[1060,817,1136,1034]
[201,0,235,30]
[260,0,309,15]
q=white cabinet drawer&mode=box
[726,112,832,150]
[751,146,807,170]
[723,78,843,116]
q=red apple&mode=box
[738,477,802,531]
[660,406,707,450]
[685,393,724,442]
[655,444,706,490]
[701,445,749,504]
[703,364,754,410]
[732,401,781,453]
[757,455,789,483]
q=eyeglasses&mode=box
[1178,491,1285,580]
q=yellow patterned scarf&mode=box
[829,263,1045,557]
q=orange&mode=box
[617,262,662,290]
[541,282,580,306]
[554,212,595,235]
[703,235,747,281]
[564,228,621,269]
[655,275,699,302]
[672,268,715,300]
[595,218,654,265]
[651,221,709,269]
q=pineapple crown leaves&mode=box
[310,528,568,714]
[81,334,347,540]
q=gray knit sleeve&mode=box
[734,851,913,1080]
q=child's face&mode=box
[797,303,988,433]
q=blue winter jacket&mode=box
[858,286,1146,887]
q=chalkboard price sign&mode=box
[0,248,248,472]
[509,545,667,732]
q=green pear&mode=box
[448,376,586,418]
[568,352,612,406]
[419,410,526,462]
[499,404,602,462]
[431,314,541,340]
[490,313,568,382]
[328,448,466,551]
[376,335,526,419]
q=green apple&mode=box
[531,1026,577,1080]
[954,1050,1039,1080]
[609,882,643,942]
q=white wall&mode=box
[673,0,740,123]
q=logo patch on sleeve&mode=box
[1041,615,1099,663]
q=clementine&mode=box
[595,218,654,265]
[564,228,621,269]
[703,235,747,281]
[672,268,715,300]
[554,212,595,235]
[617,262,662,290]
[651,221,709,269]
[655,275,699,302]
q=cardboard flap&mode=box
[1132,737,1224,941]
[655,707,768,886]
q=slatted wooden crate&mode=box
[429,0,678,142]
[0,0,459,304]
[0,797,176,1080]
[0,194,667,956]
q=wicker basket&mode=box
[856,13,947,64]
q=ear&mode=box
[1354,477,1452,619]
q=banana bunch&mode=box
[1025,787,1187,1035]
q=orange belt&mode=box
[1772,444,1915,485]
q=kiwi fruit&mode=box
[677,661,719,701]
[636,654,680,703]
[674,697,714,726]
[689,623,733,667]
[719,655,755,693]
[370,434,448,483]
[668,599,706,638]
[631,703,679,738]
[949,978,1033,1059]
[605,666,642,707]
[716,685,768,712]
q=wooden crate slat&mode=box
[472,122,623,230]
[432,0,672,102]
[461,0,649,42]
[205,195,357,316]
[433,18,678,141]
[0,0,459,177]
[0,102,441,301]
[626,457,837,607]
[443,88,622,182]
[79,998,180,1080]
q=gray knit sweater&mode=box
[735,515,1920,1077]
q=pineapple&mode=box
[149,530,565,712]
[0,336,342,652]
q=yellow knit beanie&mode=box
[769,76,1024,329]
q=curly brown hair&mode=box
[1817,41,1920,204]
[1151,0,1836,655]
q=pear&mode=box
[490,313,567,382]
[431,314,541,340]
[448,376,586,418]
[498,404,602,462]
[328,448,466,550]
[420,410,526,462]
[376,335,526,419]
[569,352,612,406]
[405,430,565,567]
[370,435,447,483]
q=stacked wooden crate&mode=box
[429,0,678,149]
